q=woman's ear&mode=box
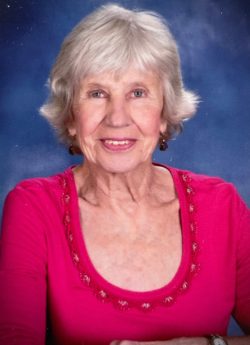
[160,118,167,134]
[67,111,77,136]
[68,124,76,137]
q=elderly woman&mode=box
[0,4,249,345]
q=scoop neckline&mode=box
[63,163,195,305]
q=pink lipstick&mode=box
[100,138,136,152]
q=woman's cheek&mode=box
[76,115,102,137]
[78,136,98,163]
[141,113,163,135]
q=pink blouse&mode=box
[0,164,249,345]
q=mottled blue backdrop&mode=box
[0,0,249,336]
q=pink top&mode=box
[0,164,250,345]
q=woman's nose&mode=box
[105,97,131,127]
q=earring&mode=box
[68,133,82,155]
[68,145,82,155]
[159,132,168,151]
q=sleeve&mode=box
[0,184,47,345]
[232,191,250,333]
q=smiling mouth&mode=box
[100,139,136,152]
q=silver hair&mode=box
[40,3,199,147]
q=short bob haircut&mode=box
[40,3,199,148]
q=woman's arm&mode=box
[110,336,250,345]
[0,184,47,345]
[231,189,250,338]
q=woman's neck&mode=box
[73,160,165,206]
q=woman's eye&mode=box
[89,90,106,98]
[132,89,146,98]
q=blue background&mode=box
[0,0,249,336]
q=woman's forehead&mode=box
[79,67,162,88]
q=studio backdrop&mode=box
[0,0,249,335]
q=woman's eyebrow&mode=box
[83,82,106,89]
[82,80,152,91]
[129,81,149,88]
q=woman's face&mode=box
[69,68,167,173]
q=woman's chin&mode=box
[94,157,149,175]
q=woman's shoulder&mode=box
[161,164,248,210]
[168,164,237,192]
[166,165,249,236]
[11,167,71,190]
[4,166,73,206]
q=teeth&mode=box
[104,140,130,146]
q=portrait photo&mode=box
[0,1,250,344]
